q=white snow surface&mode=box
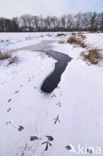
[0,32,103,156]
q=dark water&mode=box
[41,50,72,93]
[8,40,72,93]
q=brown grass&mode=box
[81,49,103,64]
[0,51,19,65]
[71,32,76,36]
[56,33,66,37]
[67,36,87,48]
[78,32,83,35]
[78,34,86,40]
[0,51,11,60]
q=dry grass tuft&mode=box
[0,51,19,65]
[78,32,83,35]
[81,49,103,64]
[0,51,11,60]
[56,33,66,37]
[71,32,76,36]
[67,36,86,48]
[78,34,86,40]
[67,36,77,44]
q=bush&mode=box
[56,33,66,37]
[81,49,103,64]
[67,36,86,48]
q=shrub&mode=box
[56,33,66,37]
[67,36,86,48]
[81,49,103,64]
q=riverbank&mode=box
[0,32,103,156]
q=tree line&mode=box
[0,12,103,32]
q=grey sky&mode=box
[0,0,102,18]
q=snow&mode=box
[0,32,103,156]
[85,32,103,50]
[60,59,103,145]
[0,32,56,52]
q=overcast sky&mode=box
[0,0,102,18]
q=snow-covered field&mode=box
[0,32,103,156]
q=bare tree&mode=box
[0,12,103,32]
[74,13,83,31]
[60,15,67,30]
[20,14,32,27]
[31,16,39,31]
[45,16,52,30]
[98,12,103,31]
[51,16,59,31]
[67,14,74,31]
[89,12,98,31]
